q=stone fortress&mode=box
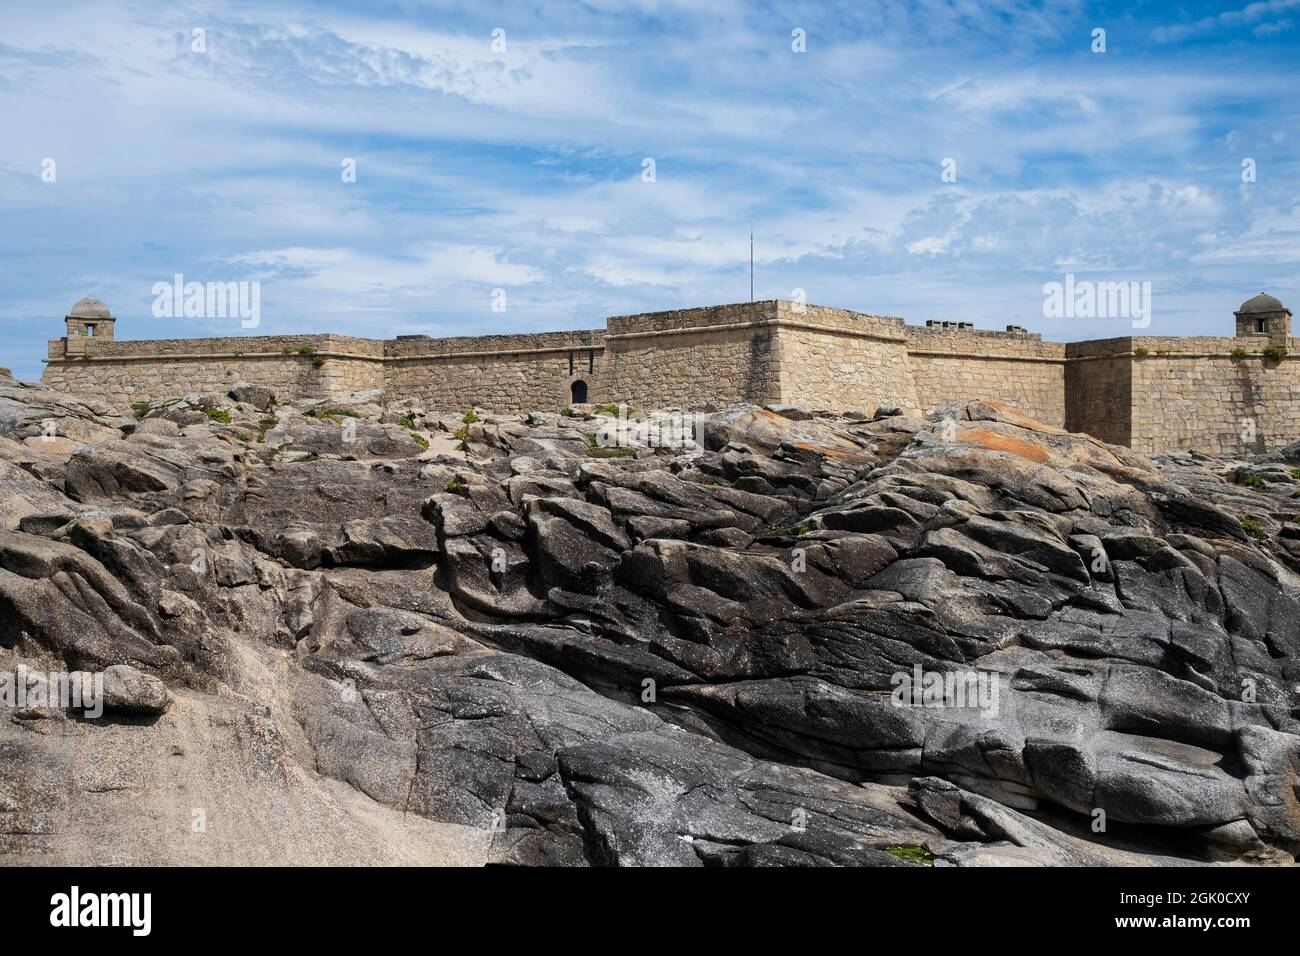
[40,292,1297,455]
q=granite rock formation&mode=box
[1,369,1297,866]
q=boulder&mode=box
[101,664,170,715]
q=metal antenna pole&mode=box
[750,228,754,301]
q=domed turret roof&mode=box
[1236,292,1289,315]
[66,296,114,319]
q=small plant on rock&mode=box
[586,446,635,459]
[584,432,634,458]
[768,523,812,538]
[205,408,231,425]
[882,846,933,865]
[1240,516,1266,539]
[1263,345,1287,363]
[1230,347,1248,359]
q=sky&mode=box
[2,0,1298,380]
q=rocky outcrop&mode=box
[1,385,1297,866]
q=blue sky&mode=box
[2,0,1298,380]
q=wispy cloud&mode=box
[1151,0,1300,43]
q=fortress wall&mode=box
[321,353,386,398]
[603,302,782,408]
[1064,339,1134,447]
[383,330,606,413]
[1126,336,1300,455]
[38,300,1300,455]
[43,354,364,405]
[904,327,1067,426]
[42,333,385,404]
[42,329,605,412]
[1063,335,1300,454]
[771,302,920,413]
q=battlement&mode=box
[918,319,1041,340]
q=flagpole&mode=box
[750,228,754,301]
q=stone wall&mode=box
[41,330,605,412]
[906,327,1067,426]
[1128,336,1300,455]
[772,302,920,413]
[41,334,384,405]
[1064,339,1132,447]
[37,301,1300,454]
[1064,336,1300,454]
[603,302,782,408]
[384,330,606,414]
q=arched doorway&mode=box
[570,379,588,404]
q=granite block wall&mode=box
[771,302,921,413]
[38,302,1300,454]
[905,326,1066,427]
[602,302,783,409]
[383,330,606,414]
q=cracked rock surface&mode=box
[1,373,1297,866]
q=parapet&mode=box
[383,328,603,359]
[606,301,779,337]
[605,300,912,344]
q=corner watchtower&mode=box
[1234,292,1291,348]
[65,296,116,341]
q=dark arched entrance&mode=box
[570,380,588,404]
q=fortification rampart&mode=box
[39,292,1300,453]
[384,329,605,413]
[604,302,783,408]
[1062,332,1300,454]
[42,333,386,404]
[903,323,1067,427]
